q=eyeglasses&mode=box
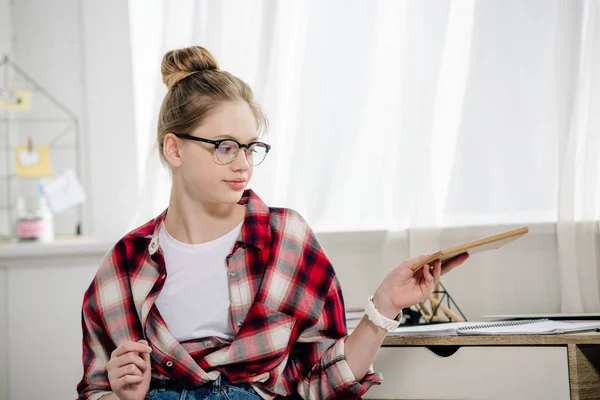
[173,133,271,166]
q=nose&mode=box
[231,148,250,171]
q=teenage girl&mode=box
[77,46,468,400]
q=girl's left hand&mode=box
[372,252,470,319]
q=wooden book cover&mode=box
[411,226,529,273]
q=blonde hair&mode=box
[157,46,267,164]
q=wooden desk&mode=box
[367,332,600,400]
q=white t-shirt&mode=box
[155,222,242,342]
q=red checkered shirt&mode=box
[77,189,382,399]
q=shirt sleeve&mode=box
[282,217,383,399]
[76,251,115,400]
[290,279,383,400]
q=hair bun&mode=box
[161,46,219,90]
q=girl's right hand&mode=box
[106,340,153,400]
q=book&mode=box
[345,308,365,331]
[345,310,365,320]
[346,319,361,330]
[388,322,474,336]
[388,319,600,336]
[411,226,529,273]
[482,313,600,321]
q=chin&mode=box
[215,187,245,204]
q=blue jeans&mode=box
[146,374,263,400]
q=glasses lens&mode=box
[247,143,268,166]
[216,140,239,164]
[216,140,268,165]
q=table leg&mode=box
[568,344,600,400]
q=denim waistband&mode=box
[150,374,234,391]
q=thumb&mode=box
[407,253,437,272]
[138,339,148,346]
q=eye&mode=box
[247,143,268,163]
[217,141,238,154]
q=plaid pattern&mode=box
[77,189,382,399]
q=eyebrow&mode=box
[213,134,260,142]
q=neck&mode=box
[163,188,245,244]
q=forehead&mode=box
[191,101,259,141]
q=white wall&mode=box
[0,3,12,394]
[2,0,138,241]
[0,269,7,400]
[79,0,139,240]
[0,0,10,56]
[0,0,12,239]
[0,246,106,400]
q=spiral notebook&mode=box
[389,319,600,336]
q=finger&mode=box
[408,253,439,273]
[121,374,144,384]
[440,252,469,275]
[108,363,144,381]
[110,352,148,372]
[433,259,442,282]
[112,374,144,391]
[141,343,151,368]
[111,341,152,359]
[446,252,469,267]
[138,340,151,371]
[422,263,433,283]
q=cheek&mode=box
[183,152,218,180]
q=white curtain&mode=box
[128,0,600,313]
[557,0,600,312]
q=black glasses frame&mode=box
[173,133,271,165]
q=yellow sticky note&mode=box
[0,89,33,111]
[14,144,54,177]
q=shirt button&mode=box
[165,360,173,367]
[204,340,211,346]
[228,272,235,278]
[237,321,243,328]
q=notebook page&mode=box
[457,320,600,335]
[389,322,483,336]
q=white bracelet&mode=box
[365,295,403,331]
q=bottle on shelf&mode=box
[14,194,54,243]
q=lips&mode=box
[224,179,247,190]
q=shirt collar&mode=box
[136,189,270,255]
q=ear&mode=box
[162,133,183,168]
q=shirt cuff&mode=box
[322,337,383,399]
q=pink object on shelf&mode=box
[16,219,45,240]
